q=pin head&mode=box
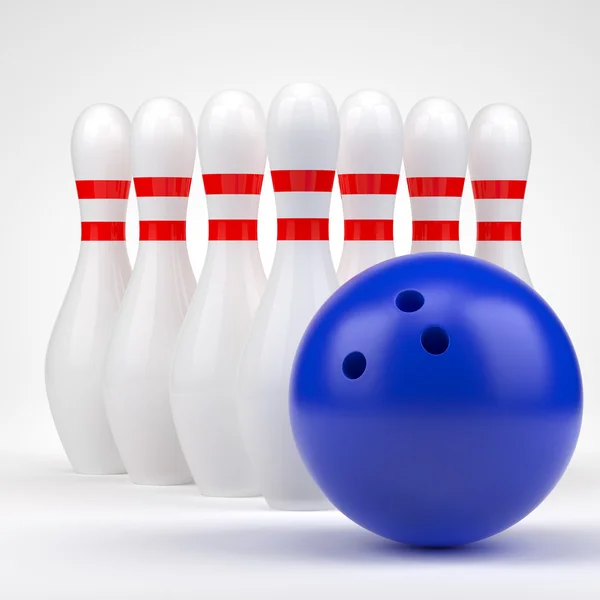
[469,104,531,181]
[131,98,196,177]
[198,90,266,175]
[338,90,403,175]
[71,104,131,180]
[404,97,468,177]
[267,83,339,170]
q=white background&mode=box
[1,0,599,598]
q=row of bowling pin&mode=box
[46,83,532,511]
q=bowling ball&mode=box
[290,254,582,547]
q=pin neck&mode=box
[472,180,527,199]
[408,176,464,242]
[339,173,398,229]
[134,177,192,197]
[271,169,335,192]
[412,221,459,242]
[75,240,129,265]
[344,220,393,241]
[271,169,335,229]
[139,221,186,241]
[271,238,335,270]
[264,168,336,277]
[202,173,264,244]
[81,222,126,241]
[76,179,130,239]
[202,173,263,195]
[204,239,262,267]
[134,176,191,237]
[134,238,191,262]
[407,177,465,197]
[76,180,131,199]
[208,220,258,242]
[472,179,526,242]
[339,173,399,195]
[276,218,329,241]
[477,222,522,241]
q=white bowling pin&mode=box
[469,104,532,285]
[103,98,196,485]
[170,90,267,497]
[46,104,131,475]
[404,97,468,253]
[237,83,339,510]
[337,90,403,284]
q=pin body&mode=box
[46,104,131,475]
[337,90,402,284]
[469,104,532,285]
[170,91,267,497]
[238,83,339,510]
[103,98,195,485]
[404,98,468,254]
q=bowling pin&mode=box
[170,90,267,497]
[469,104,532,285]
[404,98,468,253]
[337,90,403,284]
[103,98,196,485]
[237,83,339,510]
[46,104,131,475]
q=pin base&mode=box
[200,488,261,499]
[264,497,334,511]
[72,466,127,476]
[128,475,193,486]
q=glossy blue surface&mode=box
[290,254,582,547]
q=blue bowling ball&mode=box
[290,254,582,547]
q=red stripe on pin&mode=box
[81,222,126,241]
[76,180,131,199]
[209,219,258,241]
[277,218,329,241]
[271,170,335,193]
[134,177,192,197]
[139,220,186,241]
[338,174,400,195]
[344,219,394,241]
[477,222,522,241]
[407,177,465,198]
[202,174,264,195]
[472,180,527,199]
[412,220,459,241]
